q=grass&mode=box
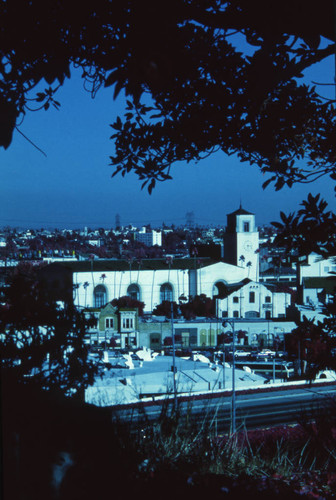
[4,381,336,499]
[131,400,336,499]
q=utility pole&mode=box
[224,319,236,434]
[171,301,177,410]
[231,320,236,434]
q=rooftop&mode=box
[45,257,219,273]
[85,352,267,406]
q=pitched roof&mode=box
[220,278,252,297]
[227,206,254,216]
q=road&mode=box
[111,383,336,433]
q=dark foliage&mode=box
[179,293,216,319]
[272,193,336,260]
[0,1,335,193]
[152,294,215,319]
[0,264,100,397]
[271,193,336,376]
[152,300,179,318]
[110,294,145,316]
[285,316,336,377]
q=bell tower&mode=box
[223,205,259,281]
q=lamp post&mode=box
[224,319,236,434]
[222,349,226,389]
[171,301,177,409]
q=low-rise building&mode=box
[86,305,296,351]
[217,279,291,320]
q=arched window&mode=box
[127,284,140,301]
[160,283,173,303]
[94,285,107,308]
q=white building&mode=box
[134,229,162,247]
[66,257,250,313]
[217,279,291,320]
[299,254,336,282]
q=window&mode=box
[265,296,271,303]
[233,296,239,303]
[249,291,255,303]
[222,311,228,318]
[160,283,173,303]
[265,310,271,319]
[243,221,250,232]
[233,310,239,318]
[122,317,133,329]
[127,284,140,301]
[105,318,114,329]
[94,285,107,308]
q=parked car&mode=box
[234,350,250,358]
[275,351,288,358]
[258,349,276,357]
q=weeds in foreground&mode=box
[133,408,336,498]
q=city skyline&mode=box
[1,52,335,230]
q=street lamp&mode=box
[170,300,177,408]
[223,319,236,434]
[170,296,185,410]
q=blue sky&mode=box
[0,49,335,230]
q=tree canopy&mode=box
[1,264,100,397]
[1,0,335,192]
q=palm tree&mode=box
[136,259,142,283]
[83,281,89,307]
[128,257,134,284]
[166,256,173,283]
[239,255,245,267]
[73,283,79,306]
[246,261,252,277]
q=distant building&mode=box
[134,228,162,247]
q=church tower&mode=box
[223,206,259,281]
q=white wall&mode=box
[299,254,336,282]
[198,262,249,298]
[217,281,290,319]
